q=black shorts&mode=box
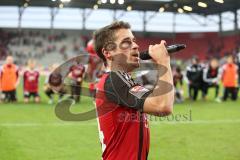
[24,91,39,98]
[2,90,17,101]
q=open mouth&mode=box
[131,52,139,58]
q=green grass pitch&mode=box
[0,77,240,160]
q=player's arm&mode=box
[68,71,73,79]
[235,65,239,83]
[82,65,88,81]
[178,73,183,87]
[0,68,1,91]
[44,74,50,91]
[203,68,213,83]
[23,71,26,89]
[0,67,2,81]
[219,65,225,81]
[186,66,192,81]
[104,41,174,117]
[15,68,20,88]
[212,68,222,84]
[67,66,75,79]
[143,40,174,116]
[179,74,184,92]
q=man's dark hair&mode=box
[93,21,131,66]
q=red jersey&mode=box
[173,71,183,87]
[95,71,151,160]
[70,64,85,80]
[23,70,40,92]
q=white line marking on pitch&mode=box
[150,119,240,125]
[1,120,240,127]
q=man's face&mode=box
[29,61,35,70]
[210,59,218,69]
[191,59,197,65]
[108,28,139,71]
[6,56,13,65]
[227,56,233,64]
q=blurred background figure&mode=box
[44,64,65,104]
[23,59,40,103]
[0,63,2,102]
[202,58,221,102]
[94,64,105,82]
[85,39,103,95]
[86,39,97,80]
[221,55,239,101]
[173,66,184,103]
[90,64,106,99]
[0,56,19,102]
[186,57,204,101]
[236,50,240,94]
[69,63,85,103]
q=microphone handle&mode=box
[140,44,186,60]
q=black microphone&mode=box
[139,44,186,60]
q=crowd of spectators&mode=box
[0,29,87,66]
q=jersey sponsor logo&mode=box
[129,85,150,99]
[130,85,149,93]
[28,75,36,81]
[73,69,82,75]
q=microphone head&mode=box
[177,44,186,49]
[167,43,186,53]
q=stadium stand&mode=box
[0,29,9,61]
[1,28,240,66]
[137,32,240,60]
[0,29,86,66]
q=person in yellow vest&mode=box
[221,55,239,101]
[0,56,20,102]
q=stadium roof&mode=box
[0,0,240,15]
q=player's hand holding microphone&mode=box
[148,40,170,65]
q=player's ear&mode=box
[102,48,112,60]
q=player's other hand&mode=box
[148,40,170,65]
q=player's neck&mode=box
[108,63,129,73]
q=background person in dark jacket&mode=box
[186,57,204,101]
